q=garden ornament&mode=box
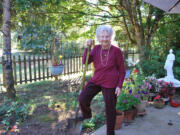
[158,49,180,87]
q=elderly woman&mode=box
[78,25,125,135]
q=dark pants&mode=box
[78,82,117,135]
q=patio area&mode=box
[93,97,180,135]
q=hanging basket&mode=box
[49,65,64,76]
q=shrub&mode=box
[139,47,165,78]
[0,98,29,130]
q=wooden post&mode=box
[42,54,45,80]
[73,55,75,73]
[70,55,73,74]
[28,55,32,82]
[77,55,79,73]
[63,55,66,75]
[46,54,49,79]
[38,55,41,80]
[18,55,22,84]
[24,55,27,83]
[76,55,78,73]
[53,38,58,64]
[53,38,58,81]
[67,55,70,75]
[79,55,81,72]
[13,55,17,85]
[33,55,36,82]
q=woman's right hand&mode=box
[86,39,93,48]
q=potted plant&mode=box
[49,38,64,78]
[116,91,140,122]
[114,110,124,130]
[123,69,150,114]
[49,54,64,76]
[134,80,152,114]
[145,76,176,102]
[154,98,165,109]
[157,80,176,101]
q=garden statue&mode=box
[164,49,175,79]
[158,49,180,87]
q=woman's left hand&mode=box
[115,87,121,96]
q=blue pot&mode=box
[49,65,64,76]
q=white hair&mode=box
[96,25,113,40]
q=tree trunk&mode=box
[2,0,16,100]
[135,31,145,60]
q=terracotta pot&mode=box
[114,110,124,130]
[123,108,135,123]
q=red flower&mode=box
[134,69,138,74]
[154,95,161,100]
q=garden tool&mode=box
[66,40,94,135]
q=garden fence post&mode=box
[28,55,32,82]
[13,55,17,85]
[18,55,22,84]
[24,55,27,83]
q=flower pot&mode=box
[114,110,124,130]
[154,98,165,109]
[123,108,135,123]
[136,100,147,113]
[49,65,64,76]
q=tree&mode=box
[2,0,16,100]
[118,0,164,57]
[0,0,176,58]
[77,0,165,58]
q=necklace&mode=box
[100,45,111,66]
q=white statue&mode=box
[158,49,180,87]
[164,49,175,79]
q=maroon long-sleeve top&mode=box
[83,45,126,89]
